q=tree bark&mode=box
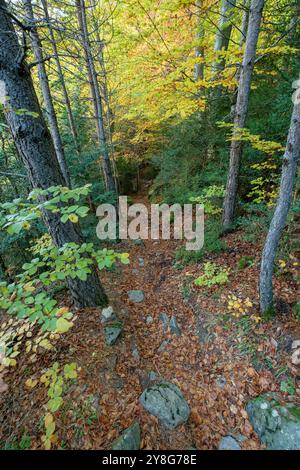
[230,0,250,118]
[212,0,237,76]
[41,0,80,155]
[194,0,205,82]
[0,0,108,308]
[75,0,116,193]
[260,87,300,313]
[22,0,71,188]
[222,0,265,229]
[93,28,118,191]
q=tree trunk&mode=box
[41,0,80,155]
[94,29,118,191]
[260,88,300,314]
[230,0,250,118]
[75,0,116,193]
[0,0,108,308]
[212,0,237,76]
[194,0,205,82]
[22,0,71,188]
[222,0,264,229]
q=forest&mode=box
[0,0,299,453]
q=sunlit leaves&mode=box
[39,362,78,448]
[56,317,73,334]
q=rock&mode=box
[292,340,300,349]
[133,239,144,246]
[132,268,139,274]
[111,374,124,390]
[246,394,300,450]
[195,317,209,344]
[101,306,116,323]
[215,376,227,389]
[128,290,144,303]
[158,339,170,353]
[111,421,141,450]
[218,436,241,450]
[146,315,153,324]
[104,321,123,346]
[132,342,140,360]
[140,381,190,429]
[219,435,241,450]
[159,312,169,332]
[169,315,181,336]
[138,257,145,267]
[292,348,300,365]
[148,371,157,382]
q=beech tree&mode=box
[0,0,108,308]
[194,0,205,82]
[222,0,265,229]
[75,0,116,194]
[260,85,300,314]
[212,0,237,76]
[41,0,81,155]
[22,0,71,188]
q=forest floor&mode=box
[0,195,299,450]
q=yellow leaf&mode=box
[56,318,73,334]
[68,214,78,223]
[39,339,53,350]
[25,378,38,388]
[44,413,54,427]
[24,283,35,292]
[56,307,69,317]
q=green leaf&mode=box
[48,396,63,413]
[61,213,69,223]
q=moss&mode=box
[288,406,300,420]
[262,305,276,321]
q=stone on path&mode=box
[246,394,300,450]
[218,436,241,450]
[158,339,170,353]
[159,312,169,332]
[104,321,123,346]
[140,381,190,429]
[169,315,181,336]
[101,306,116,323]
[159,313,181,336]
[146,315,153,324]
[128,290,144,303]
[111,422,141,450]
[132,341,140,360]
[138,257,145,267]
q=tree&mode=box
[0,0,108,308]
[22,0,71,188]
[40,0,81,155]
[194,0,205,82]
[260,83,300,314]
[222,0,265,229]
[212,0,237,77]
[75,0,116,193]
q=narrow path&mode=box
[100,195,262,450]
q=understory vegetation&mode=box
[0,0,299,452]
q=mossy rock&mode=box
[111,422,140,450]
[246,394,300,450]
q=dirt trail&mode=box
[2,194,298,450]
[95,194,262,450]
